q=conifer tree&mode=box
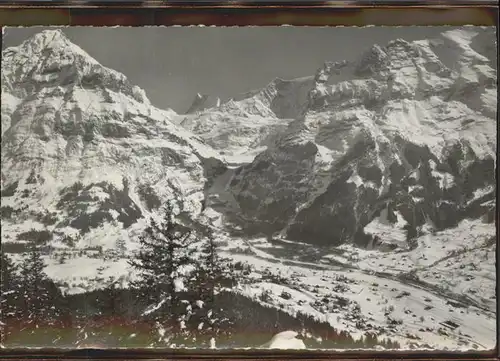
[128,202,197,345]
[188,231,238,347]
[115,238,127,258]
[1,252,21,343]
[18,242,64,330]
[96,276,127,327]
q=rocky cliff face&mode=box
[1,28,496,252]
[1,30,224,249]
[226,28,496,247]
[174,76,315,161]
[186,93,221,114]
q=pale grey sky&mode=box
[3,26,457,113]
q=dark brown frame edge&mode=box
[0,3,499,361]
[0,348,498,359]
[0,5,498,26]
[1,0,500,6]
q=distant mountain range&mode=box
[1,27,496,350]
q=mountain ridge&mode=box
[0,27,496,350]
[219,28,496,248]
[2,27,495,250]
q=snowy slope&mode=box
[330,218,496,312]
[220,234,495,350]
[26,223,495,350]
[263,331,306,349]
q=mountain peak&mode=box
[26,29,71,49]
[2,29,98,94]
[2,30,152,106]
[186,93,221,114]
[5,29,91,63]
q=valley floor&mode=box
[6,215,493,351]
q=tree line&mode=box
[1,203,400,349]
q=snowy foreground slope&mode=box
[1,28,497,350]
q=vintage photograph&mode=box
[0,26,496,350]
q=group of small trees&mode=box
[128,202,238,348]
[0,253,20,327]
[0,202,237,348]
[1,244,67,345]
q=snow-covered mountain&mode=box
[1,27,496,351]
[174,76,315,163]
[224,28,496,247]
[1,30,224,250]
[195,27,496,350]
